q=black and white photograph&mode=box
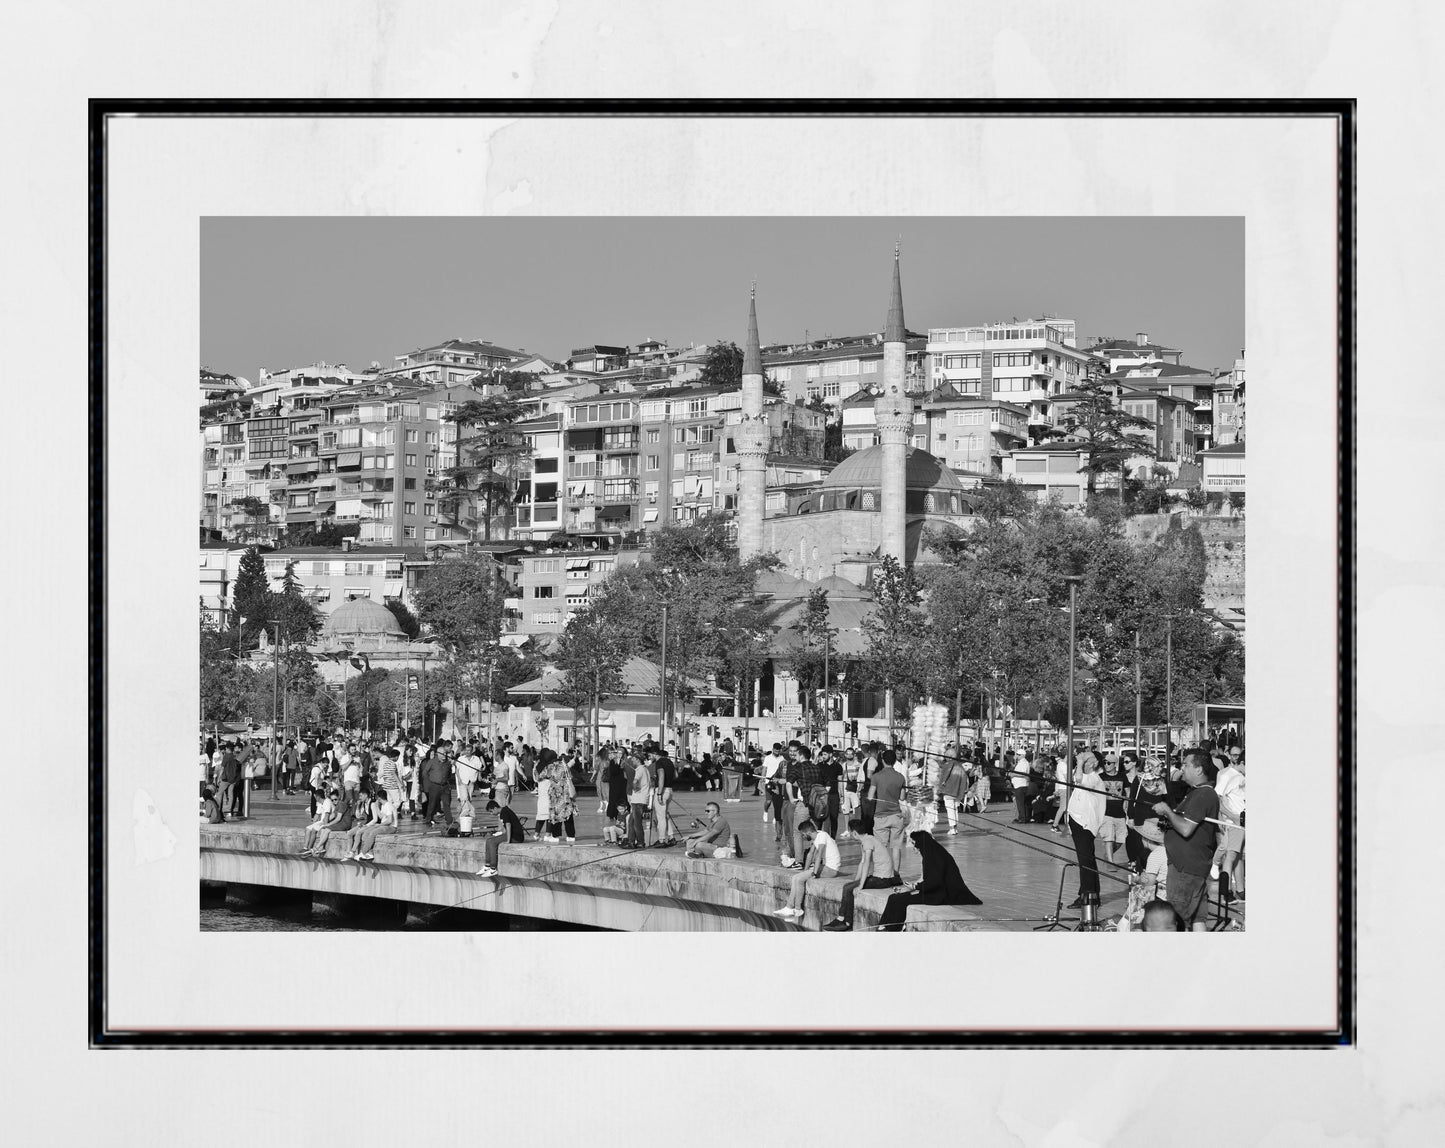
[196,216,1249,939]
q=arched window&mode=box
[862,492,875,510]
[925,494,935,513]
[950,496,960,514]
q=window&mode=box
[534,457,558,473]
[405,478,417,489]
[862,360,879,374]
[645,454,659,471]
[402,526,416,538]
[405,453,417,467]
[424,503,434,516]
[404,502,416,514]
[772,366,792,382]
[645,481,659,504]
[672,452,685,470]
[425,430,438,444]
[531,559,561,574]
[806,364,821,379]
[1015,458,1047,474]
[646,429,660,444]
[405,429,418,443]
[534,585,555,598]
[954,410,984,425]
[823,380,839,398]
[674,428,686,443]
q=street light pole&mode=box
[1063,574,1083,804]
[1165,612,1176,760]
[1134,629,1142,763]
[657,603,669,747]
[269,620,282,800]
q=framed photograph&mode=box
[94,100,1351,1047]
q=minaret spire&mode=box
[884,242,906,344]
[742,284,762,377]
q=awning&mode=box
[337,451,361,468]
[642,509,659,523]
[597,503,631,518]
[565,558,591,570]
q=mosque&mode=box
[740,248,977,587]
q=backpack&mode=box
[807,784,830,824]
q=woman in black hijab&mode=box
[877,831,982,931]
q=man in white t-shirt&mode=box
[775,819,841,919]
[455,745,483,805]
[1212,749,1247,904]
[760,743,786,834]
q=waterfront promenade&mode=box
[205,782,1155,932]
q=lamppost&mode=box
[268,620,283,800]
[1062,574,1084,804]
[1164,611,1177,762]
[657,602,669,747]
[989,668,1003,758]
[399,638,435,741]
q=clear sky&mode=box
[201,217,1243,380]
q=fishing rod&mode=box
[886,742,1245,833]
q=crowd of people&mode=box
[198,726,1244,932]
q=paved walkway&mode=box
[226,782,1243,931]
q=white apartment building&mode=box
[926,318,1095,443]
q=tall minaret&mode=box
[874,242,913,565]
[735,283,770,561]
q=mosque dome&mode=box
[812,574,871,599]
[322,596,406,639]
[812,445,968,516]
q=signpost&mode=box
[777,703,803,724]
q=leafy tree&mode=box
[445,394,533,540]
[1185,487,1209,511]
[384,597,422,641]
[804,395,831,415]
[859,555,929,733]
[697,341,744,389]
[789,587,837,722]
[268,561,319,646]
[412,551,508,728]
[554,603,630,749]
[973,479,1034,522]
[231,546,271,646]
[1063,372,1158,502]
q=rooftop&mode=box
[1199,442,1246,456]
[406,338,526,360]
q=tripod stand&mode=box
[1034,862,1081,932]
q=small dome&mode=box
[754,568,809,598]
[820,445,964,492]
[812,574,871,599]
[322,596,406,638]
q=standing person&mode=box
[822,818,903,931]
[720,748,744,803]
[761,743,787,835]
[197,742,211,799]
[1212,748,1247,905]
[455,743,483,807]
[857,742,883,832]
[1152,749,1221,930]
[603,748,629,820]
[1096,752,1129,863]
[935,750,969,836]
[377,747,405,813]
[877,832,983,931]
[218,743,243,817]
[341,748,362,804]
[543,756,578,844]
[419,740,454,829]
[651,749,679,847]
[625,749,654,848]
[839,748,861,827]
[773,820,841,919]
[532,748,554,838]
[1121,753,1161,873]
[815,746,844,839]
[592,749,610,814]
[1065,750,1107,910]
[1009,748,1032,823]
[783,744,821,868]
[865,749,908,877]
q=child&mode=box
[600,808,629,845]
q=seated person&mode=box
[475,797,526,877]
[300,788,336,852]
[199,786,225,824]
[301,789,354,857]
[600,809,629,845]
[774,819,841,919]
[684,801,734,858]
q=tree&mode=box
[789,587,837,725]
[384,597,422,641]
[268,561,319,646]
[1064,371,1158,503]
[445,394,534,540]
[554,603,630,750]
[972,479,1034,522]
[859,555,929,734]
[697,341,744,389]
[232,546,271,646]
[412,551,508,731]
